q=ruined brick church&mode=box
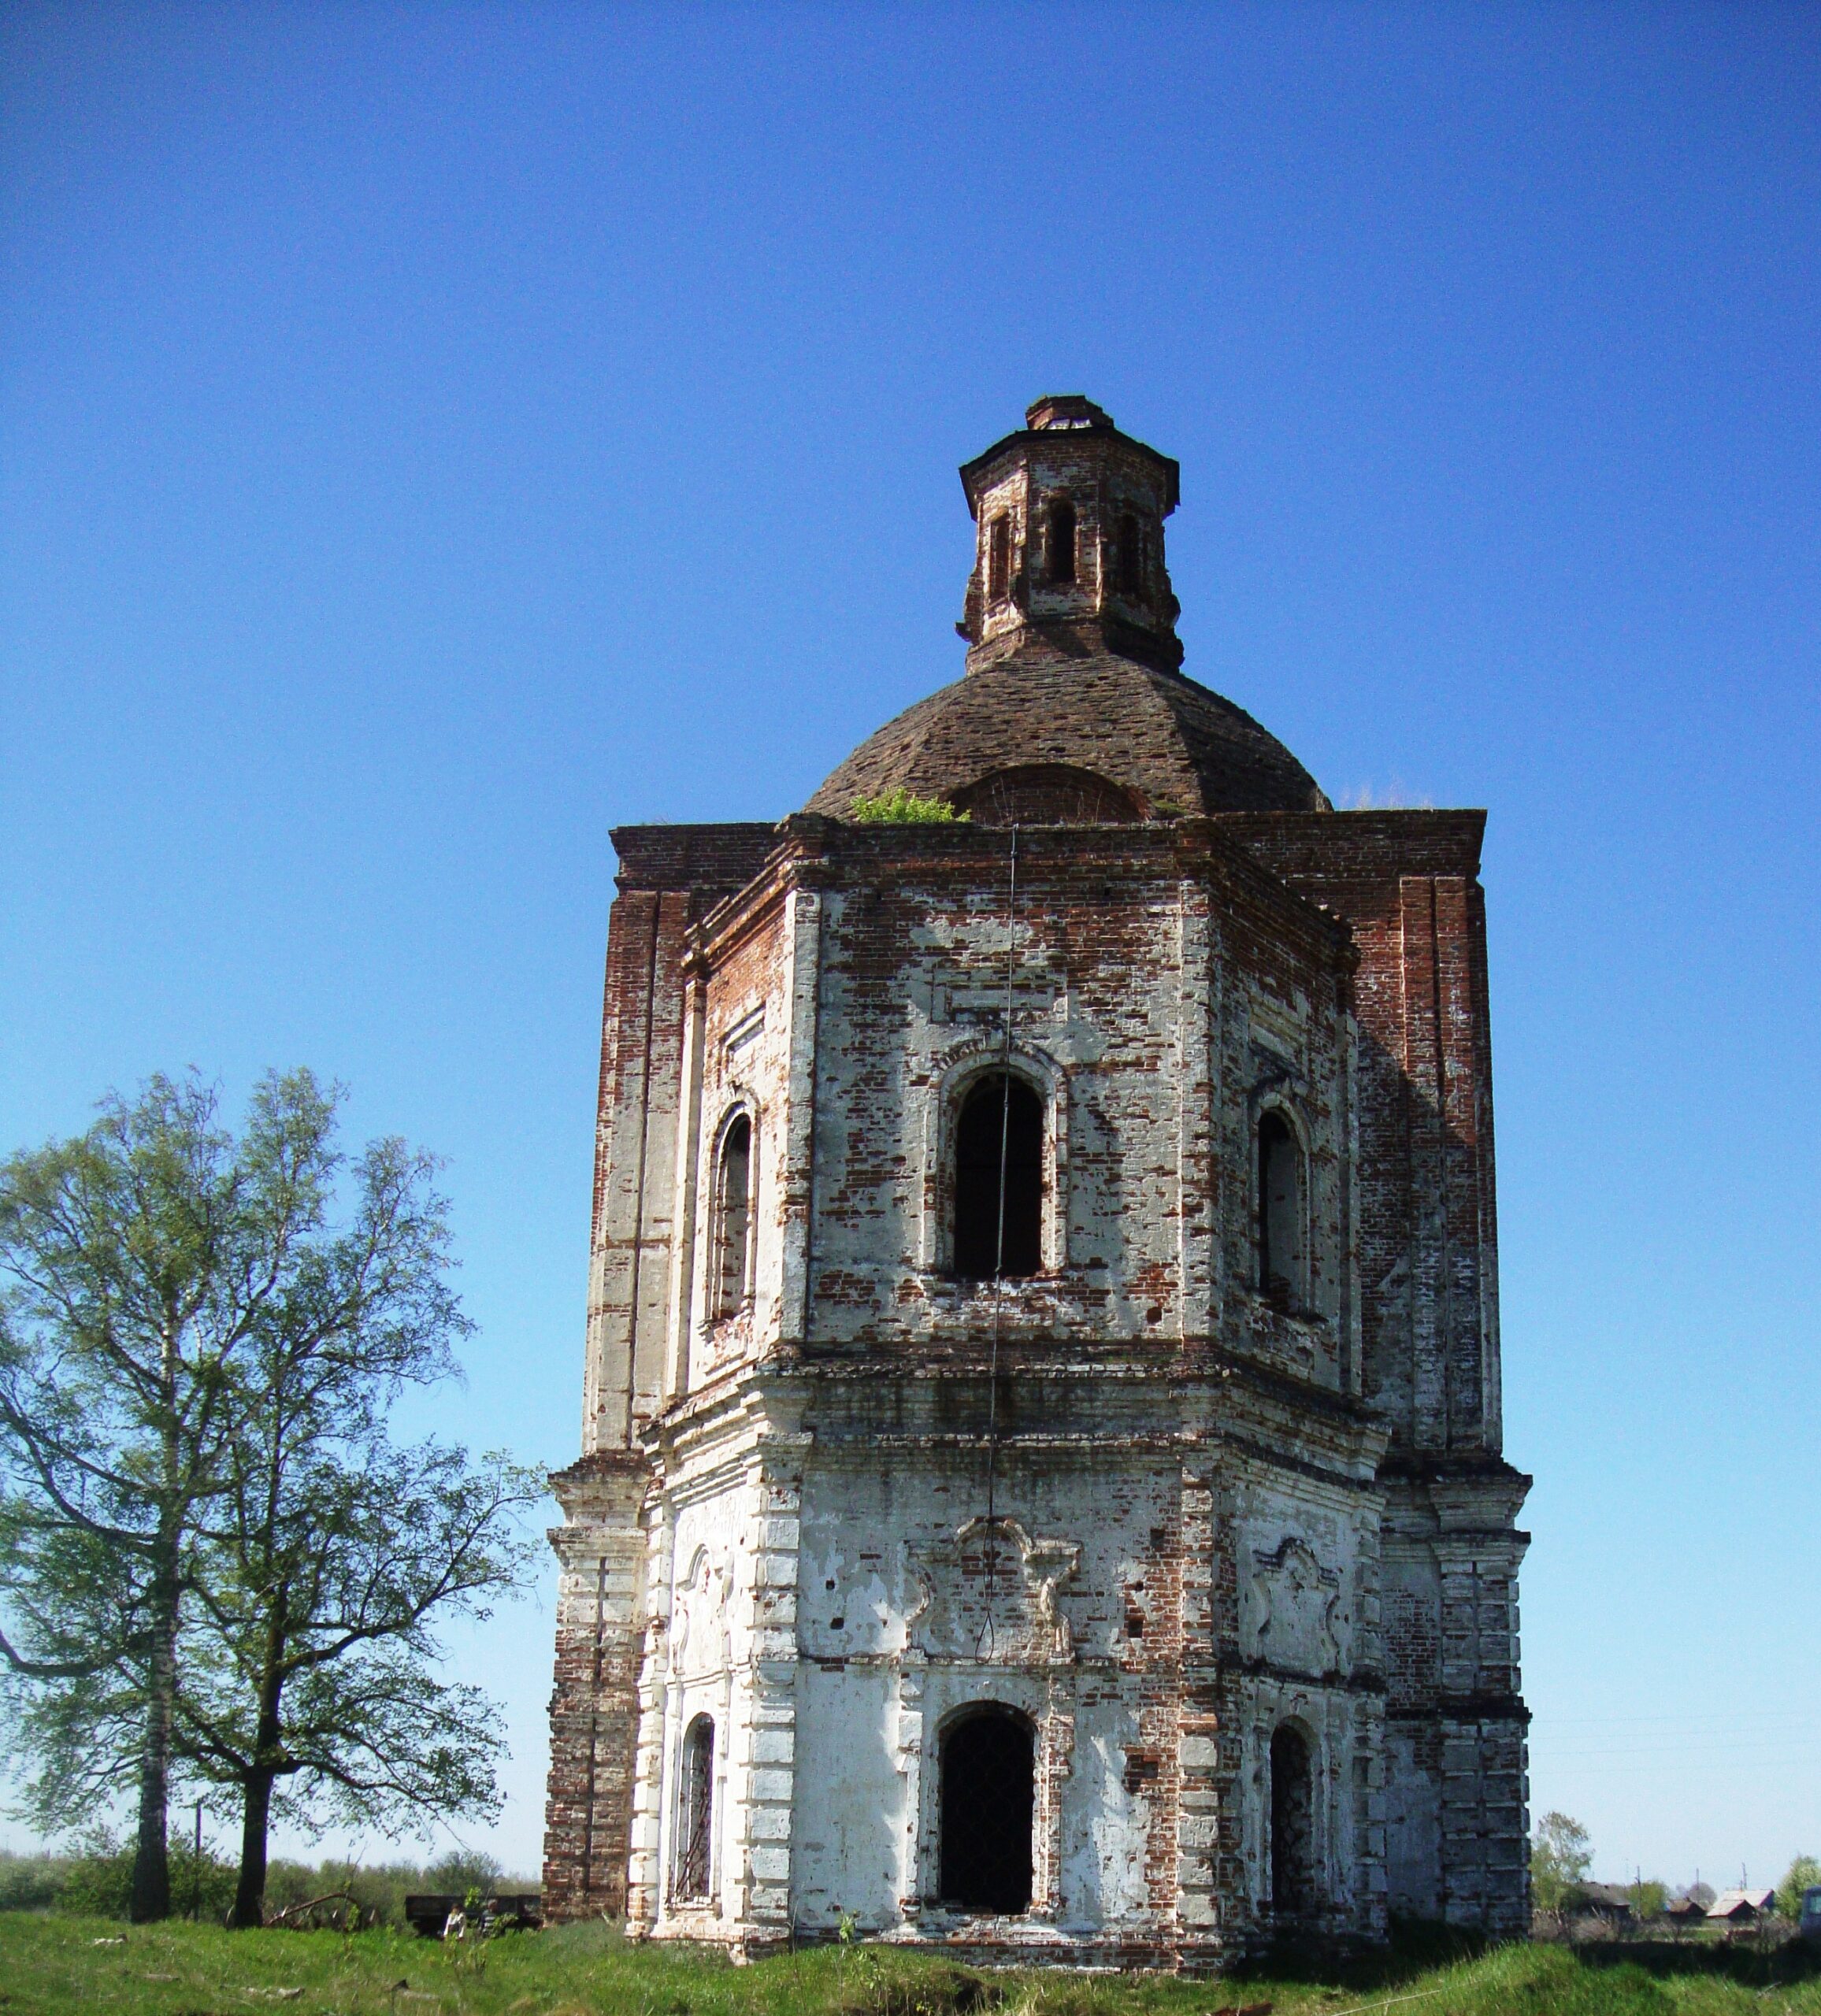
[543,397,1530,1966]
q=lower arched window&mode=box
[940,1706,1035,1914]
[954,1073,1043,1280]
[1257,1111,1304,1306]
[674,1714,714,1901]
[1270,1724,1315,1914]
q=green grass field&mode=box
[0,1917,1814,2016]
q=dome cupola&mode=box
[957,395,1183,675]
[805,398,1330,823]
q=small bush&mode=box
[2,1829,240,1922]
[265,1855,421,1929]
[1779,1853,1820,1920]
[0,1839,535,1929]
[261,1851,535,1929]
[0,1851,65,1913]
[849,789,968,825]
[54,1843,133,1920]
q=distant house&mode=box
[1665,1895,1708,1933]
[1707,1888,1775,1924]
[1571,1883,1636,1923]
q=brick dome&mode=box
[808,398,1327,824]
[804,636,1330,822]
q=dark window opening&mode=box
[675,1714,714,1901]
[954,1073,1043,1280]
[1045,499,1076,584]
[1270,1725,1314,1914]
[987,513,1013,603]
[940,1707,1034,1914]
[715,1115,752,1315]
[1256,1111,1303,1306]
[1114,512,1144,598]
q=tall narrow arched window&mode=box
[1257,1112,1304,1306]
[674,1714,714,1901]
[714,1114,752,1317]
[1270,1724,1315,1914]
[1114,512,1144,598]
[940,1706,1035,1914]
[987,513,1013,603]
[1045,498,1076,584]
[954,1073,1043,1280]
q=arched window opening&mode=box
[954,1073,1043,1280]
[1045,498,1076,584]
[987,513,1014,603]
[940,1707,1034,1914]
[952,764,1142,827]
[715,1115,752,1316]
[1257,1112,1304,1307]
[1114,512,1144,598]
[1270,1725,1315,1914]
[674,1714,715,1902]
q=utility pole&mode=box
[192,1803,202,1922]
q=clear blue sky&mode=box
[3,3,1815,1890]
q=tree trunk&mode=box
[229,1768,276,1929]
[128,1558,179,1922]
[129,1740,172,1922]
[230,1640,287,1931]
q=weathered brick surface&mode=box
[1227,812,1530,1933]
[542,1451,651,1921]
[806,645,1328,823]
[544,406,1530,1963]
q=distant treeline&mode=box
[0,1843,536,1928]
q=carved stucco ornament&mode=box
[907,1516,1080,1663]
[1248,1536,1342,1676]
[673,1546,731,1677]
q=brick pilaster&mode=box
[543,1451,652,1921]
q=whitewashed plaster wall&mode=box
[789,1448,1183,1935]
[1224,1455,1385,1921]
[800,874,1356,1375]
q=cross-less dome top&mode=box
[804,397,1329,822]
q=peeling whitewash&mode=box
[544,808,1530,1967]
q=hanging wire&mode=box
[976,825,1019,1663]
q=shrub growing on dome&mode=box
[848,788,969,825]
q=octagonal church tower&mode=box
[543,398,1531,1967]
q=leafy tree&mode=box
[1530,1811,1593,1917]
[426,1847,505,1895]
[1,1070,540,1930]
[1630,1877,1667,1921]
[46,1825,241,1923]
[171,1115,540,1926]
[0,1073,339,1919]
[1778,1854,1820,1920]
[187,1429,538,1925]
